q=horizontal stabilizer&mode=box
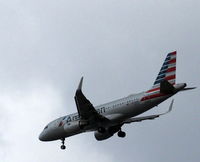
[180,87,197,92]
[160,80,175,94]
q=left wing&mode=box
[74,77,109,122]
[123,99,174,124]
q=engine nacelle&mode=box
[94,131,113,141]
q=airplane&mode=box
[39,51,196,150]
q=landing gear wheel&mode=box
[60,138,66,150]
[61,145,66,150]
[118,131,126,138]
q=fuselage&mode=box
[39,82,186,141]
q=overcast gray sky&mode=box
[0,0,199,162]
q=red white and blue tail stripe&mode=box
[141,51,177,101]
[148,51,177,93]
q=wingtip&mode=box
[169,99,174,112]
[162,99,174,115]
[77,77,84,91]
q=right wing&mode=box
[123,99,174,124]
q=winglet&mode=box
[77,77,84,91]
[161,99,174,115]
[168,99,174,113]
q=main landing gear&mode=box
[60,138,66,150]
[117,130,126,138]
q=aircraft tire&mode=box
[117,131,126,138]
[61,145,66,150]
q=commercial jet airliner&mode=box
[39,51,195,149]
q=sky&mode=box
[0,0,199,162]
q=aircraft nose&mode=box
[39,132,45,141]
[39,129,55,141]
[39,131,49,141]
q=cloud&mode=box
[0,80,116,162]
[0,0,199,162]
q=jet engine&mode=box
[94,131,113,141]
[94,125,122,141]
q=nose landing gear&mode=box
[117,130,126,138]
[60,138,66,150]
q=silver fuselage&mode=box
[39,83,186,141]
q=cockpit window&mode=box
[44,125,48,129]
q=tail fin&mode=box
[147,51,177,92]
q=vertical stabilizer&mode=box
[147,51,177,93]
